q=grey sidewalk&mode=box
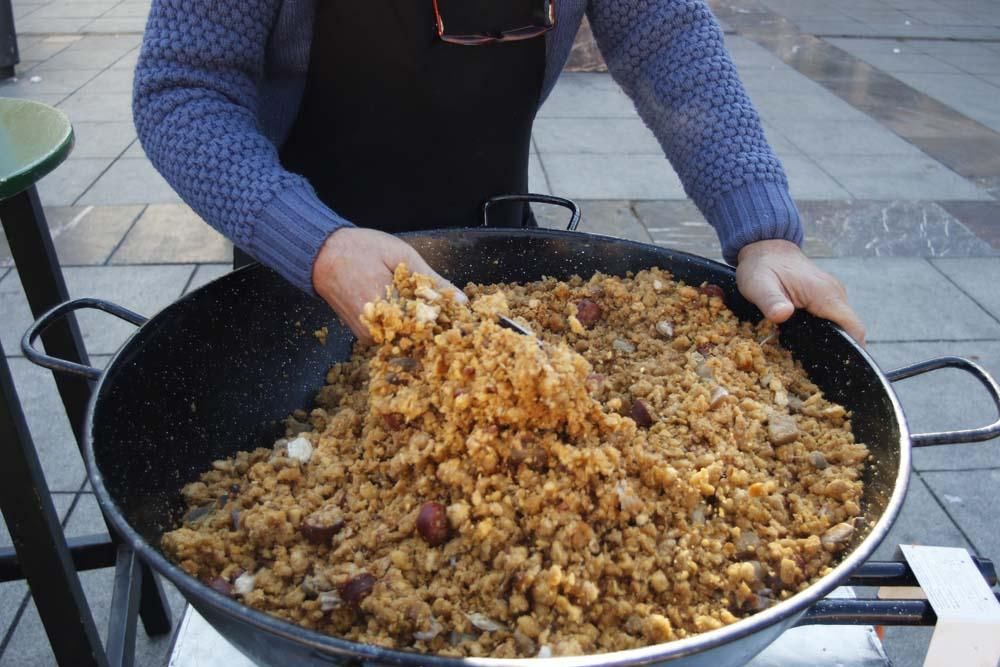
[2,0,999,664]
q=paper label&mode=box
[899,545,1000,667]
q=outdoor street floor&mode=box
[1,0,999,664]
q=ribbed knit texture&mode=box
[134,0,802,295]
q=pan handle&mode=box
[22,298,147,381]
[799,592,1000,626]
[481,194,581,231]
[886,356,1000,447]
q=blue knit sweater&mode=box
[133,0,802,296]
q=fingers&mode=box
[801,280,867,346]
[737,264,796,324]
[400,244,469,305]
[736,239,867,346]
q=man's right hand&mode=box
[312,227,466,343]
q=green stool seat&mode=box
[0,98,74,201]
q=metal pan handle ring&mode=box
[886,356,1000,446]
[22,298,147,381]
[481,193,581,231]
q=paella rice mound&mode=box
[163,265,868,658]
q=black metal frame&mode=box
[0,0,18,80]
[0,185,172,666]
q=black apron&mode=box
[280,1,546,231]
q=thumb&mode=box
[739,267,796,324]
[403,249,469,305]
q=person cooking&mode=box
[133,0,865,345]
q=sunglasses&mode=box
[433,0,556,46]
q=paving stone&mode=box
[759,123,802,155]
[77,67,133,94]
[931,258,1000,320]
[907,8,983,26]
[542,154,685,199]
[724,35,789,69]
[102,2,150,18]
[0,264,195,357]
[34,158,110,207]
[871,474,972,560]
[110,203,232,264]
[866,341,1000,471]
[123,139,146,159]
[69,121,137,158]
[813,258,1000,341]
[0,581,27,648]
[754,90,873,123]
[109,48,139,71]
[922,469,1000,569]
[57,91,133,122]
[1,358,86,492]
[13,16,92,34]
[527,154,550,195]
[35,47,131,72]
[83,16,150,33]
[538,200,653,243]
[1,205,142,267]
[776,120,928,157]
[931,53,1000,76]
[739,68,829,95]
[813,154,992,200]
[79,158,182,206]
[889,71,1000,134]
[537,73,637,118]
[908,40,1000,59]
[881,626,932,667]
[12,3,39,19]
[795,200,995,257]
[533,118,660,154]
[778,154,853,199]
[633,200,722,260]
[0,84,69,106]
[184,264,232,294]
[0,68,99,95]
[28,2,116,20]
[937,200,1000,251]
[62,34,143,53]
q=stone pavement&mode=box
[0,0,998,664]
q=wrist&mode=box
[737,238,802,264]
[311,227,356,297]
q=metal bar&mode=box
[0,0,18,79]
[844,557,996,588]
[0,348,108,667]
[799,598,938,626]
[138,560,173,637]
[106,546,141,667]
[801,592,1000,626]
[0,533,117,581]
[0,186,93,443]
[0,185,173,642]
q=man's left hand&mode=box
[736,239,866,346]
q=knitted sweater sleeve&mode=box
[586,0,803,264]
[133,0,352,295]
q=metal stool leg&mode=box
[0,347,108,667]
[0,186,173,638]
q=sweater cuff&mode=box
[703,181,804,266]
[249,184,354,296]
